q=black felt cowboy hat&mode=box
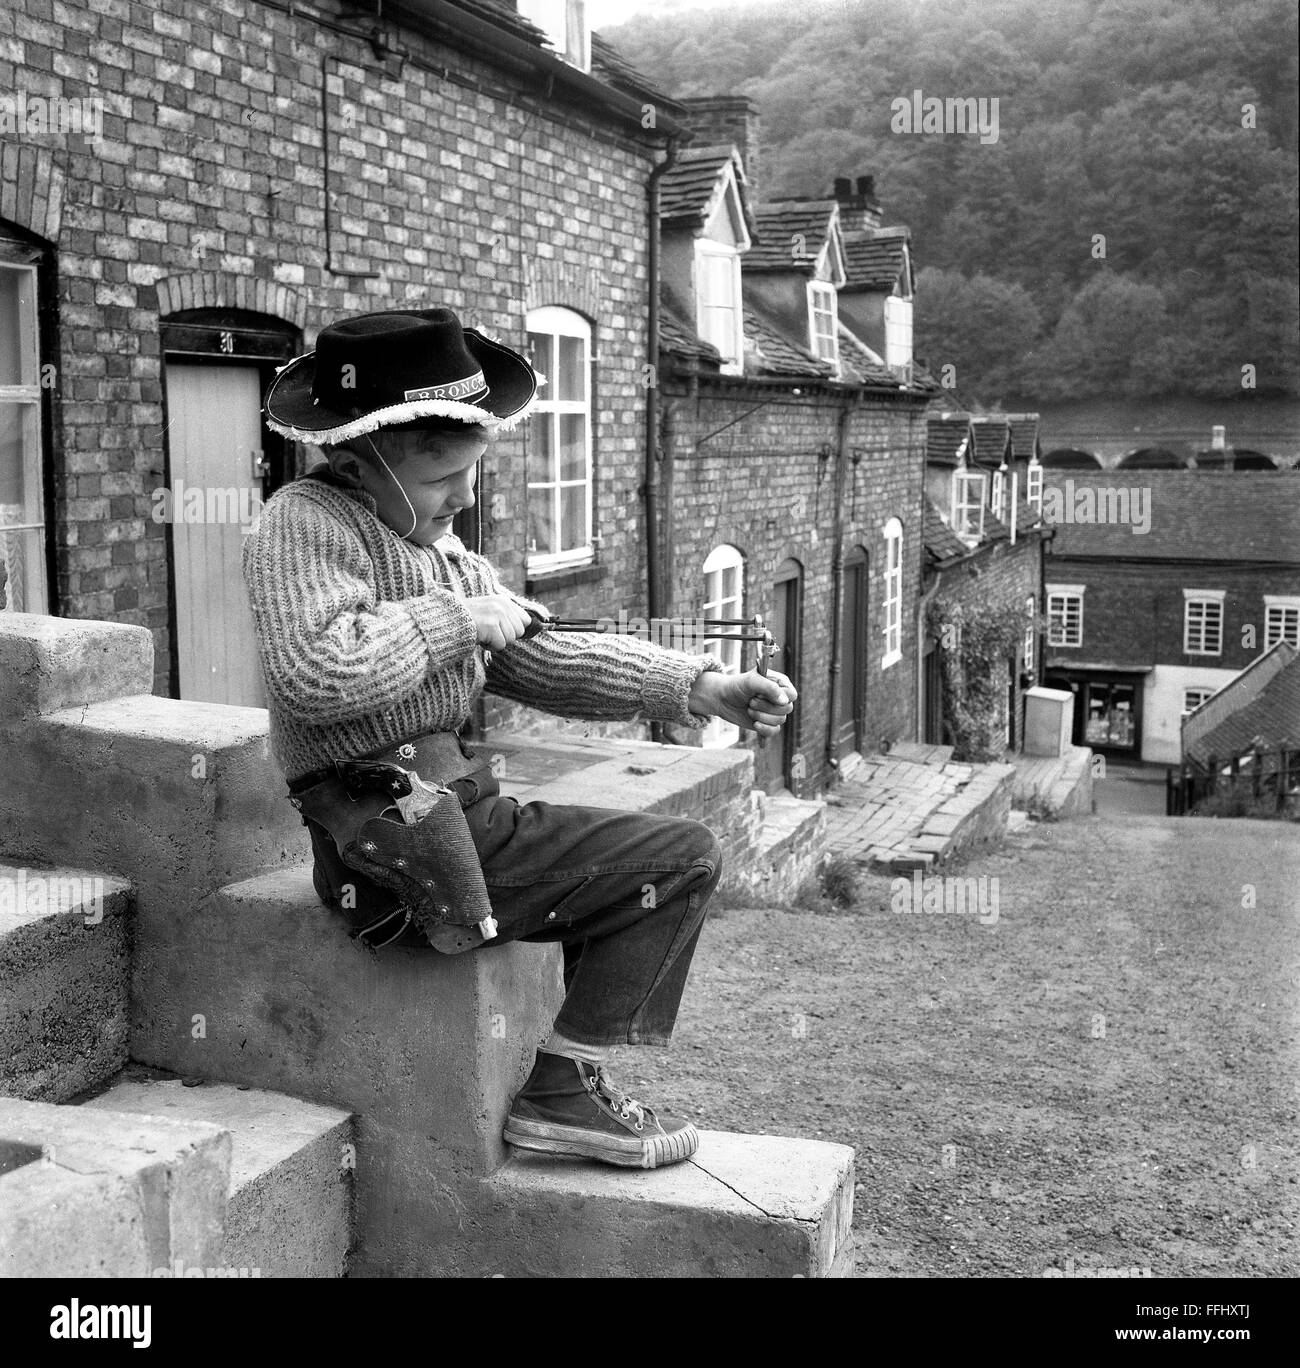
[264,307,540,444]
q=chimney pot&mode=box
[833,177,851,198]
[857,174,875,198]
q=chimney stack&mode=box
[833,173,883,231]
[675,95,761,198]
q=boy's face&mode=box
[334,426,488,546]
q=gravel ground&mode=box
[611,812,1300,1278]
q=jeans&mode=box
[306,769,722,1048]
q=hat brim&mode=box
[263,328,542,444]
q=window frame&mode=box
[0,254,50,615]
[881,516,903,668]
[694,239,744,375]
[1183,589,1225,657]
[1182,686,1215,716]
[806,280,839,371]
[700,542,744,749]
[1047,585,1084,648]
[1026,456,1043,513]
[951,469,986,543]
[990,465,1006,522]
[517,0,591,72]
[525,305,593,573]
[1023,593,1036,674]
[1264,596,1300,650]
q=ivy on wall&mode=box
[928,599,1045,762]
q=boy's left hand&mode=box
[688,668,797,736]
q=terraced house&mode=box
[654,99,938,794]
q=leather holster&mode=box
[290,745,499,954]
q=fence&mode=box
[1166,747,1300,817]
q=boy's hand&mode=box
[465,594,533,651]
[688,668,797,736]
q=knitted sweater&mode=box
[241,473,723,781]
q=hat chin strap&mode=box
[365,434,419,540]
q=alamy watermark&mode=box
[1041,480,1151,534]
[0,867,104,925]
[890,871,999,925]
[0,91,103,142]
[890,89,1000,144]
[151,480,264,533]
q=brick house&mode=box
[1041,469,1300,763]
[0,0,693,716]
[652,95,939,796]
[920,410,1049,752]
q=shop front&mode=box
[1042,668,1149,757]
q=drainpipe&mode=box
[916,569,943,743]
[823,400,854,778]
[645,137,681,626]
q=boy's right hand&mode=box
[465,595,534,651]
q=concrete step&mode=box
[0,861,132,1103]
[0,693,304,902]
[477,1130,856,1278]
[80,1068,355,1277]
[0,1092,230,1277]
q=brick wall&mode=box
[1042,558,1300,671]
[2,0,659,695]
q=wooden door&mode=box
[835,548,867,758]
[163,362,267,707]
[758,561,802,794]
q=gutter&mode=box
[645,136,681,627]
[391,1,687,138]
[823,401,854,776]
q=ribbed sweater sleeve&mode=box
[471,556,724,729]
[242,488,479,727]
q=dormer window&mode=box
[991,464,1006,521]
[808,281,839,369]
[696,242,743,374]
[518,0,591,72]
[952,469,986,542]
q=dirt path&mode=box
[613,813,1300,1277]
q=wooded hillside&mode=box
[605,0,1299,405]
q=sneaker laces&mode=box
[588,1064,648,1127]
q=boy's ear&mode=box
[326,443,365,488]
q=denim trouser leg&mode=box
[462,795,723,1048]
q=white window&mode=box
[517,0,591,71]
[882,293,912,371]
[1026,456,1043,513]
[1182,687,1215,715]
[1023,594,1036,674]
[807,281,839,369]
[882,517,902,667]
[1264,596,1300,649]
[1183,590,1224,656]
[700,543,743,749]
[0,258,48,614]
[990,465,1006,521]
[1047,586,1084,648]
[951,469,985,542]
[696,242,743,374]
[525,306,592,571]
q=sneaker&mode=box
[503,1050,699,1169]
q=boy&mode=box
[245,307,796,1170]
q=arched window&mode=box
[701,543,744,748]
[525,306,592,570]
[882,517,903,667]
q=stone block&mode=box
[0,862,132,1102]
[0,612,153,719]
[0,1095,230,1277]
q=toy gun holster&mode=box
[288,736,499,954]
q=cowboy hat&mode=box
[263,307,540,444]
